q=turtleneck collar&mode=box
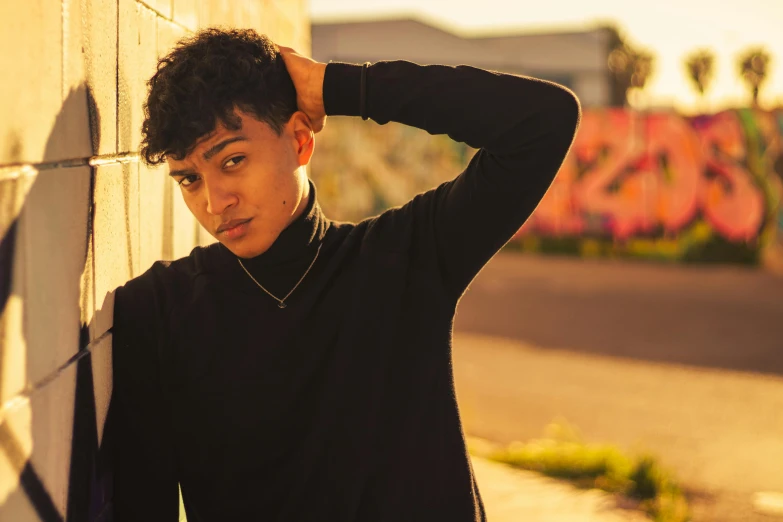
[217,179,329,272]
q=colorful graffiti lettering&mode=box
[520,108,783,259]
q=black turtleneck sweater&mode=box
[110,60,580,521]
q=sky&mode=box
[309,0,783,113]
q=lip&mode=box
[217,218,252,239]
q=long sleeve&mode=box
[322,60,581,297]
[110,277,179,522]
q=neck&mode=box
[289,174,312,226]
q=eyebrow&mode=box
[168,168,195,178]
[203,136,248,161]
[168,135,249,178]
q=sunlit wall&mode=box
[0,1,309,519]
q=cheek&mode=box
[181,191,209,223]
[249,167,289,203]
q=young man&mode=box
[110,28,580,521]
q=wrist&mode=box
[308,63,327,118]
[322,62,364,117]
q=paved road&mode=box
[452,253,783,521]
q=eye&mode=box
[177,174,200,187]
[223,155,245,169]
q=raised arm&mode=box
[330,61,579,297]
[280,50,580,299]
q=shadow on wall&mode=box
[0,84,114,521]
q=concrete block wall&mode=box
[0,1,309,519]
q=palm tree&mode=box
[685,49,715,98]
[605,29,655,107]
[738,47,771,107]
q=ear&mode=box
[290,111,315,166]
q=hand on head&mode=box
[277,45,328,133]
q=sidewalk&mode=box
[471,456,651,522]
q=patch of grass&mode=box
[486,422,691,522]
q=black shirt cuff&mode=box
[323,62,363,117]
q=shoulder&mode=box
[113,245,213,332]
[112,245,224,377]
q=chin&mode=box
[227,243,267,259]
[224,235,276,259]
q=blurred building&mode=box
[312,17,616,108]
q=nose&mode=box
[204,179,237,216]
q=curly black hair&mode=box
[140,28,297,165]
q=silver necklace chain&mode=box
[237,243,323,309]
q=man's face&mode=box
[167,109,315,259]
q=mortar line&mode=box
[0,328,113,426]
[0,154,141,179]
[116,0,120,154]
[89,153,140,166]
[137,0,190,32]
[0,165,38,182]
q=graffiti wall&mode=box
[519,108,783,263]
[311,108,783,265]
